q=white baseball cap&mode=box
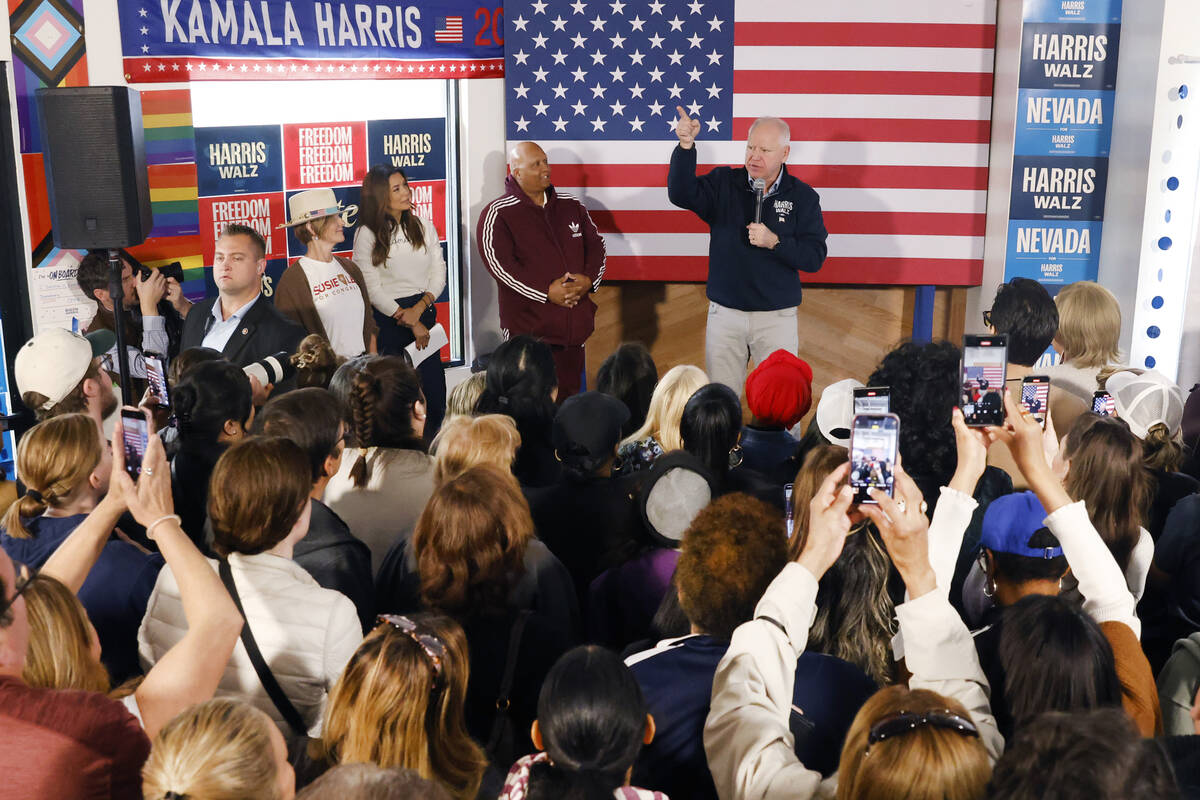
[1107,369,1185,440]
[15,327,115,411]
[815,378,865,444]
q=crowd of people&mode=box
[5,214,1200,800]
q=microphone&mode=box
[752,177,765,224]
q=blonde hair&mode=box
[22,574,110,694]
[446,372,487,419]
[837,686,991,800]
[3,413,102,539]
[142,699,285,800]
[619,364,707,452]
[430,414,520,486]
[1054,281,1121,368]
[319,614,486,800]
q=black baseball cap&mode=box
[552,391,630,462]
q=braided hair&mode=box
[347,356,426,487]
[1,414,103,540]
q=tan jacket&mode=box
[275,255,378,350]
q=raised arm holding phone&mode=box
[668,106,828,397]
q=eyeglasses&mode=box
[866,710,980,752]
[982,309,993,328]
[375,614,446,686]
[0,562,37,619]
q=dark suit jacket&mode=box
[180,294,305,369]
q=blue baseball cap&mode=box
[980,491,1063,559]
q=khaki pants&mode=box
[704,301,800,398]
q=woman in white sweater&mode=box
[140,436,362,744]
[354,165,448,437]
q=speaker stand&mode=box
[106,250,134,404]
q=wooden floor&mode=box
[585,282,968,428]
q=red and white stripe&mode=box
[511,0,996,285]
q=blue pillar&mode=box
[912,285,935,343]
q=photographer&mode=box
[76,251,190,381]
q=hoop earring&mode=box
[983,571,996,598]
[728,444,744,469]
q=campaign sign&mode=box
[283,121,368,190]
[199,192,288,264]
[366,118,446,182]
[1006,219,1102,285]
[116,0,503,68]
[260,259,290,302]
[1024,0,1122,24]
[195,125,284,196]
[408,180,448,240]
[1009,156,1108,221]
[1015,89,1115,157]
[1019,23,1120,91]
[283,186,363,258]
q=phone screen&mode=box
[784,483,795,538]
[1092,391,1116,416]
[850,414,900,504]
[145,354,170,408]
[1021,376,1050,429]
[853,387,890,415]
[961,335,1008,427]
[121,409,149,481]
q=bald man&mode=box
[477,142,606,399]
[669,109,827,397]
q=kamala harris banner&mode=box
[118,0,505,81]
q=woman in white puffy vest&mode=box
[139,436,363,743]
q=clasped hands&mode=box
[548,273,590,308]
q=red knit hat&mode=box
[744,350,814,428]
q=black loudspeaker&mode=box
[36,86,153,249]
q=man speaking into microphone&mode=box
[668,107,827,396]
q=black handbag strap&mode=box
[218,559,308,737]
[487,609,533,753]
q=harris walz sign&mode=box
[119,0,504,80]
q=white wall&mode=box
[1097,1,1167,361]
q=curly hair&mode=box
[674,493,787,640]
[988,278,1059,367]
[867,340,961,489]
[347,356,426,487]
[413,465,532,618]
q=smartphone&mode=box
[853,386,891,415]
[120,407,150,481]
[1092,390,1117,416]
[960,334,1008,427]
[849,414,900,504]
[145,353,170,408]
[1021,375,1050,429]
[784,483,795,538]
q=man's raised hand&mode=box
[675,106,700,149]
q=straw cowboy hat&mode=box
[277,188,358,229]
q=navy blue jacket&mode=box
[668,145,827,311]
[627,633,875,800]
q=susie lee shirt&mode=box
[276,256,375,358]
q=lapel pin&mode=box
[241,327,249,335]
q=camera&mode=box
[243,352,297,388]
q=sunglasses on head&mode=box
[866,709,980,753]
[375,614,446,686]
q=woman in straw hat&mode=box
[354,165,448,438]
[275,188,378,359]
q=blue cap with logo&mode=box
[980,491,1063,559]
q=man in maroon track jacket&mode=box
[477,141,606,399]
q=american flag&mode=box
[435,16,465,43]
[504,0,996,284]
